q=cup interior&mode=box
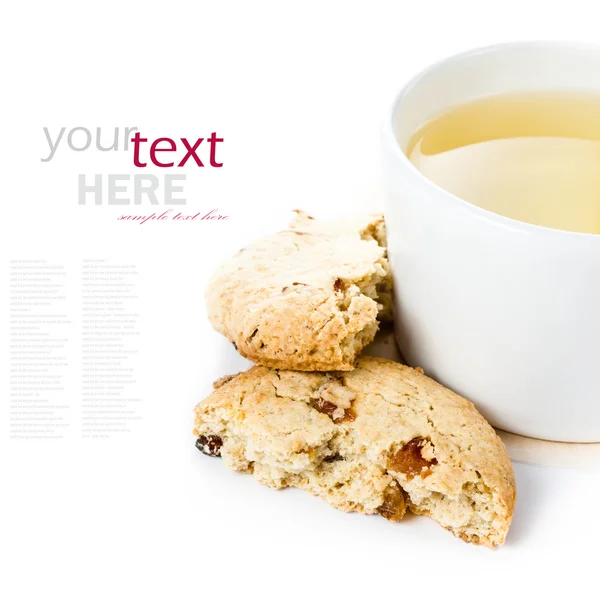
[393,42,600,153]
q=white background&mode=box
[2,1,600,598]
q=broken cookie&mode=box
[205,211,392,371]
[193,357,516,548]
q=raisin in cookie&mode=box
[205,211,392,371]
[193,357,516,548]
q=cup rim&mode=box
[383,40,600,241]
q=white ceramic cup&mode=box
[382,42,600,442]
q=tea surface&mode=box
[407,92,600,234]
